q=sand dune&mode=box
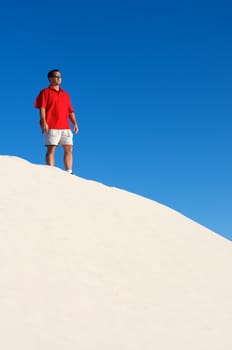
[0,156,231,349]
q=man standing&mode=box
[34,69,79,174]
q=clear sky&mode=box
[1,0,232,240]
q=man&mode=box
[34,69,79,174]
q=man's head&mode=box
[48,69,62,85]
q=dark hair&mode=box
[47,69,60,79]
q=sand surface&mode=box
[0,156,231,349]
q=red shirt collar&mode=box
[48,86,64,93]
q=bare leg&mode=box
[46,145,56,166]
[63,145,73,171]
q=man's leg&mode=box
[46,145,56,166]
[63,145,73,172]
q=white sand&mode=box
[0,155,231,349]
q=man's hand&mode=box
[69,112,79,134]
[73,123,79,134]
[40,108,48,133]
[41,120,49,133]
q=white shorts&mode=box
[44,129,73,146]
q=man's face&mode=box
[49,72,62,85]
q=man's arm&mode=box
[69,112,79,134]
[40,108,49,132]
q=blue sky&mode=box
[1,0,232,240]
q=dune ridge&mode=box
[0,156,231,350]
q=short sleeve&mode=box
[67,94,74,113]
[34,89,47,109]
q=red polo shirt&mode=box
[34,86,74,129]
